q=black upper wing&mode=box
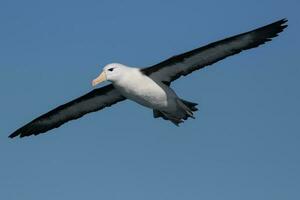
[9,84,126,138]
[142,19,288,84]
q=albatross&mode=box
[9,19,288,138]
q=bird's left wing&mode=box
[9,84,126,138]
[142,19,288,84]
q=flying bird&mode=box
[9,19,288,138]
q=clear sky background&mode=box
[0,0,299,199]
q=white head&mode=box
[92,63,128,86]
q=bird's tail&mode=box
[153,99,198,126]
[180,99,198,112]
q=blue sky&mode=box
[0,0,299,199]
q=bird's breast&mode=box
[113,72,170,109]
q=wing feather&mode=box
[142,19,288,83]
[9,84,126,138]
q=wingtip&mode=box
[255,18,288,41]
[8,131,17,138]
[8,131,21,139]
[281,18,288,23]
[277,18,288,28]
[8,124,32,138]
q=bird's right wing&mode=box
[9,84,126,138]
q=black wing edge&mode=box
[9,84,125,138]
[142,18,288,79]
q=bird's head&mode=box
[92,63,127,86]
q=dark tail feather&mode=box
[161,113,183,126]
[180,99,198,111]
[152,99,198,126]
[153,110,183,126]
[153,110,167,119]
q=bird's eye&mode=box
[108,68,114,72]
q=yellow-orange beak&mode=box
[92,71,107,86]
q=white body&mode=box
[112,67,178,113]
